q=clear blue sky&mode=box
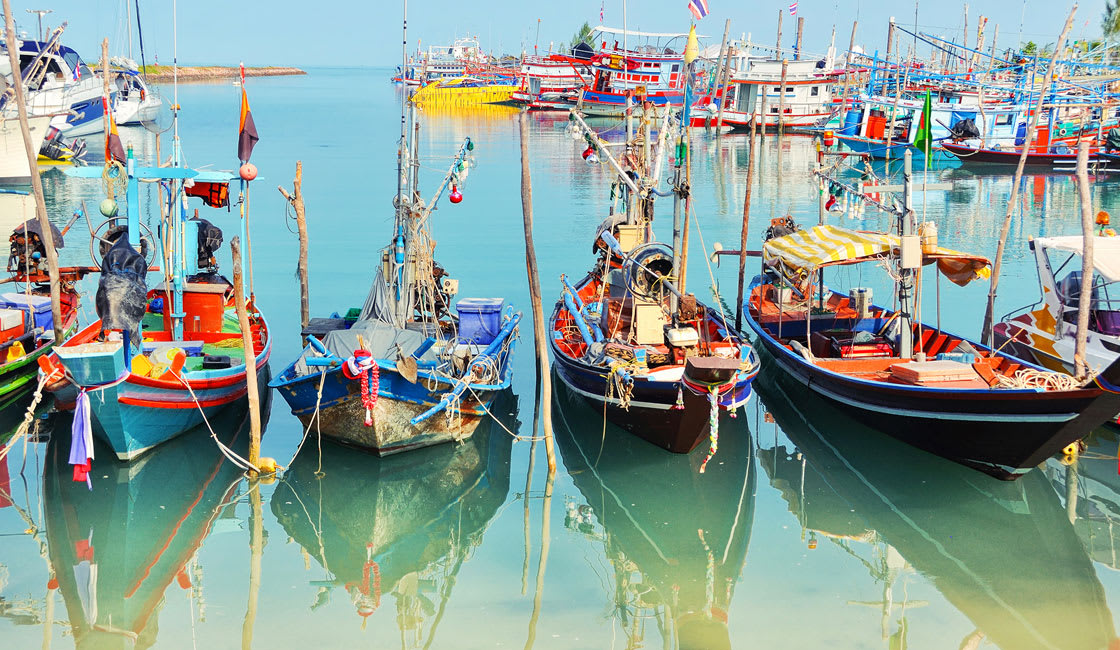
[6,0,1107,67]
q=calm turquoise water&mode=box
[2,67,1120,649]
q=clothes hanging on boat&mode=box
[69,391,94,488]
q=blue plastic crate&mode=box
[456,298,505,345]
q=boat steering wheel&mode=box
[88,216,158,269]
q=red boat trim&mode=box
[118,387,247,409]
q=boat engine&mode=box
[9,224,51,275]
[193,218,223,273]
[949,118,981,141]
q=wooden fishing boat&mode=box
[754,372,1116,650]
[744,222,1120,479]
[576,27,690,117]
[43,157,270,461]
[941,141,1113,169]
[690,58,840,131]
[553,385,754,650]
[0,216,87,408]
[271,407,512,631]
[43,398,261,648]
[271,15,519,457]
[551,107,758,455]
[510,53,590,110]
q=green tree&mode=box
[1104,1,1120,38]
[571,21,593,48]
[1023,40,1038,55]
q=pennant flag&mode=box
[789,1,798,16]
[913,90,933,157]
[687,0,709,20]
[237,64,259,163]
[103,97,126,164]
[600,0,604,23]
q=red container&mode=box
[159,283,229,334]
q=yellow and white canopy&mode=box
[763,224,991,287]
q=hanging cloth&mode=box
[69,391,94,488]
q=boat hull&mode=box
[272,360,503,456]
[942,142,1112,168]
[746,309,1120,479]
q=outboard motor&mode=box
[949,118,981,141]
[194,218,223,272]
[95,234,148,347]
[8,219,60,275]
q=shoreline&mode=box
[140,65,306,83]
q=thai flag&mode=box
[789,1,797,15]
[688,0,709,20]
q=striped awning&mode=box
[763,224,991,286]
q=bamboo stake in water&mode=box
[278,162,310,335]
[231,237,262,472]
[241,475,263,650]
[2,0,63,344]
[518,111,555,474]
[523,471,554,650]
[1074,139,1095,380]
[734,114,759,331]
[715,34,734,132]
[981,5,1077,346]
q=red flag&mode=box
[103,97,126,164]
[237,63,259,163]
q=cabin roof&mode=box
[763,224,990,287]
[1036,235,1120,283]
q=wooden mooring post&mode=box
[1074,139,1094,380]
[518,111,556,474]
[231,237,262,473]
[278,162,310,335]
[735,113,759,331]
[3,0,63,344]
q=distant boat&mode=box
[510,53,591,110]
[577,26,691,117]
[690,57,840,131]
[108,59,163,125]
[0,33,111,137]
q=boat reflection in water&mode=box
[553,382,755,650]
[43,391,268,649]
[754,360,1116,650]
[271,399,513,644]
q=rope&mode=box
[102,160,128,200]
[167,369,259,473]
[993,367,1081,391]
[284,368,327,473]
[0,368,60,463]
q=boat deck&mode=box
[139,308,251,372]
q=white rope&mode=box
[167,369,259,472]
[284,368,327,471]
[994,367,1081,391]
[0,369,60,463]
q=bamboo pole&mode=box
[796,17,805,60]
[2,2,63,344]
[981,6,1076,346]
[778,59,787,137]
[231,237,262,472]
[714,18,730,98]
[101,39,110,139]
[775,9,783,58]
[522,471,554,650]
[734,114,759,331]
[1074,139,1094,380]
[715,37,734,132]
[278,162,310,335]
[518,111,555,474]
[241,478,263,650]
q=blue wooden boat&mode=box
[270,15,519,455]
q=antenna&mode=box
[25,9,50,41]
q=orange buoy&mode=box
[239,163,258,181]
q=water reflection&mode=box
[754,363,1116,650]
[43,396,264,649]
[271,402,513,646]
[553,382,755,650]
[1044,427,1120,572]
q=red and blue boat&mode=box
[578,27,691,117]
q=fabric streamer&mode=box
[343,350,378,426]
[69,391,94,489]
[698,387,719,474]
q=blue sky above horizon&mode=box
[5,0,1108,67]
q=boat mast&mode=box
[391,0,410,323]
[170,0,185,340]
[125,0,133,59]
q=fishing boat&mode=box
[0,114,51,184]
[0,214,87,409]
[754,372,1116,650]
[410,75,519,107]
[550,104,758,455]
[995,235,1120,376]
[109,59,162,125]
[42,60,271,461]
[578,27,691,117]
[43,398,262,648]
[941,140,1114,170]
[271,9,520,456]
[554,385,754,650]
[691,57,839,131]
[744,216,1120,479]
[272,405,512,633]
[510,53,591,110]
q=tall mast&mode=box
[126,0,133,59]
[397,0,407,223]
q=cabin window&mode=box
[670,64,680,73]
[770,107,779,114]
[774,86,782,93]
[995,114,1012,126]
[810,86,819,97]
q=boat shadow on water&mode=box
[269,392,516,642]
[552,378,755,650]
[42,387,271,649]
[753,355,1117,650]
